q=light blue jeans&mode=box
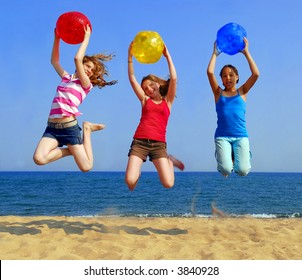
[215,137,251,177]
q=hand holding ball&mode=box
[132,31,164,64]
[56,11,92,44]
[216,23,247,55]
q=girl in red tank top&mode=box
[125,41,184,191]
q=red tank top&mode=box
[134,98,170,142]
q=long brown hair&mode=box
[141,74,170,97]
[83,54,117,88]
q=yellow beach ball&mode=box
[132,31,164,64]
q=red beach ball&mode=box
[56,11,92,44]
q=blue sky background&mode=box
[1,0,301,172]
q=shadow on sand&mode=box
[0,219,188,236]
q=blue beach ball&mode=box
[216,22,247,55]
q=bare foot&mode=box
[83,121,106,132]
[168,154,185,171]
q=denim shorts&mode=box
[42,123,83,147]
[215,137,251,176]
[128,139,168,162]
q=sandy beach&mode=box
[0,216,301,260]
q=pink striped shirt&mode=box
[48,74,93,118]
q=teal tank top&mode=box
[215,90,248,138]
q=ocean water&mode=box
[0,171,301,218]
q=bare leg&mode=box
[153,155,185,188]
[82,121,105,166]
[125,155,143,191]
[33,137,71,165]
[153,157,175,188]
[68,121,105,172]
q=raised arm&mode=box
[163,45,177,107]
[239,37,260,96]
[127,42,145,102]
[74,25,92,89]
[51,29,67,78]
[206,41,221,101]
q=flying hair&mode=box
[83,53,117,88]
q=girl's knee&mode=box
[162,182,174,189]
[235,168,250,177]
[160,178,174,189]
[79,166,92,172]
[234,161,251,176]
[77,162,93,172]
[33,153,46,165]
[125,174,139,191]
[217,164,233,177]
[125,180,136,191]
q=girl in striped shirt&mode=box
[33,25,116,172]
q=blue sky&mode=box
[1,0,301,172]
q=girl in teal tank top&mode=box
[207,37,260,177]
